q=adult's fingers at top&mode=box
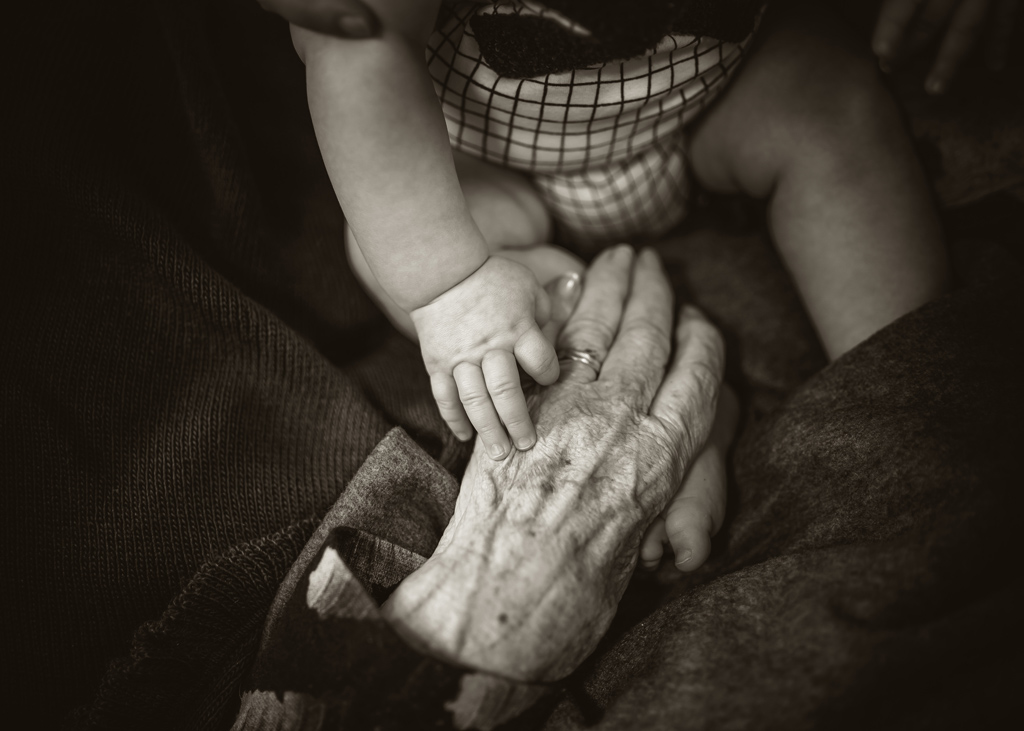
[926,0,991,92]
[556,245,634,360]
[601,249,674,409]
[649,305,726,461]
[986,0,1019,69]
[259,0,380,37]
[873,0,925,57]
[905,0,960,51]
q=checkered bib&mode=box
[427,1,755,244]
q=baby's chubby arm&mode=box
[291,0,485,310]
[291,1,558,458]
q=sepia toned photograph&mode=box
[2,1,1021,728]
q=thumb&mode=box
[540,271,583,344]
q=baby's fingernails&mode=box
[489,443,508,459]
[674,549,693,570]
[516,437,535,451]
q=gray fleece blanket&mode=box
[2,0,1022,729]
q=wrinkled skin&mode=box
[384,246,725,682]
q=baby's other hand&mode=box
[640,385,738,573]
[411,256,558,460]
[872,0,1019,94]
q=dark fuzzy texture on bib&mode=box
[467,0,764,78]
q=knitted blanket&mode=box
[1,1,1022,729]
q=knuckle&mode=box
[561,315,616,350]
[475,420,504,438]
[630,326,672,364]
[459,389,492,409]
[531,348,559,376]
[434,395,462,412]
[488,379,522,400]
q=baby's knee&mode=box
[691,20,904,198]
[774,44,903,170]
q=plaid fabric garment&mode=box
[427,2,756,244]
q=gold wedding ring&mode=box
[557,348,603,375]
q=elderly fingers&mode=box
[482,350,536,451]
[600,248,674,407]
[649,305,726,461]
[556,245,634,361]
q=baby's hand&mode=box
[411,256,558,460]
[872,0,1019,94]
[639,385,738,573]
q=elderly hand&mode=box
[872,0,1020,93]
[383,246,728,683]
[257,0,380,37]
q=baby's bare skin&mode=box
[384,248,729,682]
[348,158,723,571]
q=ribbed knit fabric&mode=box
[448,0,764,78]
[3,1,1024,730]
[0,0,470,725]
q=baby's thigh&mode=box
[688,6,886,198]
[453,151,554,251]
[496,245,585,289]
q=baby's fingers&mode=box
[663,447,727,572]
[482,350,537,451]
[431,372,473,442]
[926,0,992,93]
[454,362,511,460]
[514,326,560,386]
[639,518,667,571]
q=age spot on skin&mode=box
[498,613,509,624]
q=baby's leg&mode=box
[640,384,738,571]
[687,4,949,360]
[347,150,582,339]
